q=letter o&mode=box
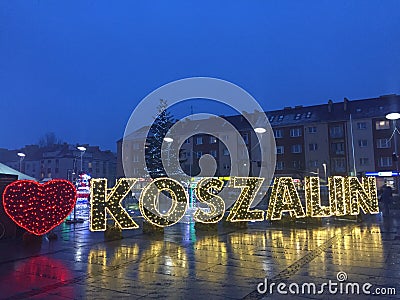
[139,177,188,227]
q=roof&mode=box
[0,163,37,180]
[265,94,400,127]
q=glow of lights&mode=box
[139,177,188,227]
[226,177,265,222]
[386,112,400,120]
[193,177,225,223]
[163,137,174,143]
[305,177,332,217]
[345,177,379,215]
[254,127,267,134]
[90,178,139,231]
[266,177,305,220]
[328,176,347,216]
[2,179,77,236]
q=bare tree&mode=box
[38,132,62,148]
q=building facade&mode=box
[117,94,400,189]
[0,143,117,185]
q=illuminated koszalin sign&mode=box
[89,176,379,231]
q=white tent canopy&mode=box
[0,163,36,180]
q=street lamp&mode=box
[161,137,174,212]
[17,152,25,172]
[66,147,86,225]
[386,112,400,192]
[254,127,267,134]
[77,146,86,172]
[249,127,267,176]
[322,163,327,184]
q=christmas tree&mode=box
[145,99,182,179]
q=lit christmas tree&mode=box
[145,99,184,180]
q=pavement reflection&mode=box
[0,216,397,299]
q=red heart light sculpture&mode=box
[2,179,77,235]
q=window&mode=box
[278,115,284,121]
[357,122,367,130]
[330,125,343,138]
[209,136,217,144]
[223,148,229,156]
[333,158,346,172]
[309,160,319,168]
[292,161,302,169]
[290,128,302,137]
[241,133,249,144]
[309,143,318,151]
[274,129,283,138]
[196,137,203,145]
[379,157,392,167]
[210,150,217,158]
[223,163,230,170]
[294,113,302,120]
[222,135,229,141]
[133,154,139,162]
[356,108,362,112]
[88,162,92,168]
[359,158,369,166]
[377,138,391,149]
[276,146,284,154]
[291,144,302,153]
[332,142,345,154]
[196,151,203,158]
[184,138,190,144]
[269,116,275,122]
[276,161,284,170]
[133,143,140,150]
[358,139,368,147]
[308,126,317,133]
[133,168,139,175]
[375,120,390,130]
[305,112,312,118]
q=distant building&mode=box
[0,143,117,185]
[117,94,400,189]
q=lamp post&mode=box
[322,163,327,184]
[17,152,25,172]
[386,113,400,192]
[250,127,267,177]
[66,148,86,224]
[77,146,86,173]
[162,137,174,212]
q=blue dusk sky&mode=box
[0,1,399,151]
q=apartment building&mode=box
[0,143,117,185]
[117,94,400,189]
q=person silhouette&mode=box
[380,183,393,218]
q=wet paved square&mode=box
[1,213,400,299]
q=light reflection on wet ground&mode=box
[0,213,399,299]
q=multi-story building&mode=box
[0,143,117,185]
[117,94,400,190]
